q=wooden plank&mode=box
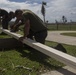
[0,28,76,69]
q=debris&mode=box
[15,65,32,71]
[0,67,6,72]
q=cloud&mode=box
[0,0,76,22]
[46,0,76,22]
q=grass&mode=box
[45,41,76,57]
[47,24,76,31]
[0,34,76,75]
[61,33,76,37]
[0,24,76,75]
[0,48,64,75]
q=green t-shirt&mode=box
[22,9,47,33]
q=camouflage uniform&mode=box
[22,10,47,44]
[0,9,9,29]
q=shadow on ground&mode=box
[15,45,62,70]
[56,67,76,75]
[54,43,67,53]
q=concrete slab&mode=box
[46,31,76,46]
[42,66,76,75]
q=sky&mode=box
[0,0,76,23]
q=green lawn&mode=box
[47,24,76,31]
[0,23,76,75]
[61,33,76,37]
[0,34,76,75]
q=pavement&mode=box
[42,66,76,75]
[42,31,76,75]
[46,31,76,46]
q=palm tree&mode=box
[41,1,47,23]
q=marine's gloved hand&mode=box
[10,25,19,32]
[19,36,27,42]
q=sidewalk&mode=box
[46,31,76,46]
[42,66,76,75]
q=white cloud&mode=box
[46,0,76,22]
[0,0,76,22]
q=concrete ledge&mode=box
[42,66,76,75]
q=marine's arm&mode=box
[19,19,30,41]
[23,19,30,38]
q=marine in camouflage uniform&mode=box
[0,9,15,29]
[11,9,47,44]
